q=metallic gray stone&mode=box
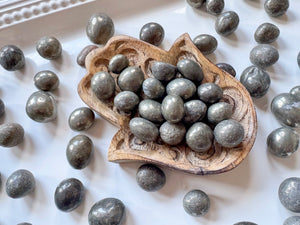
[177,59,204,83]
[279,177,300,212]
[91,71,115,100]
[138,99,164,123]
[151,61,177,82]
[240,65,271,98]
[26,91,57,123]
[0,45,25,71]
[67,135,93,169]
[0,123,24,147]
[250,44,279,68]
[0,98,4,118]
[161,95,185,123]
[77,45,98,67]
[139,22,164,46]
[118,66,144,92]
[129,117,159,142]
[6,169,35,198]
[86,13,114,45]
[159,122,186,145]
[271,93,300,127]
[197,83,223,104]
[215,11,239,36]
[264,0,289,17]
[68,107,95,131]
[36,36,62,60]
[267,127,299,158]
[54,178,85,212]
[290,86,300,101]
[183,100,207,124]
[186,122,213,152]
[186,0,204,8]
[34,70,59,91]
[114,91,139,113]
[206,0,224,16]
[166,78,196,100]
[234,222,257,225]
[254,23,280,44]
[88,198,125,225]
[193,34,218,55]
[108,54,129,74]
[183,189,210,217]
[136,164,166,192]
[207,102,233,125]
[142,77,165,99]
[214,119,244,148]
[284,216,300,225]
[216,63,236,77]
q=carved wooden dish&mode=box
[78,33,257,175]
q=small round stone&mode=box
[214,119,244,148]
[290,86,300,101]
[166,78,196,100]
[0,99,5,118]
[118,66,144,92]
[264,0,289,17]
[240,65,271,98]
[0,45,25,71]
[250,44,279,68]
[108,54,129,74]
[279,177,300,212]
[26,91,57,123]
[67,135,93,169]
[0,123,24,147]
[77,45,98,67]
[114,91,139,113]
[68,107,95,131]
[297,52,300,68]
[136,164,166,192]
[54,178,85,212]
[284,216,300,225]
[159,122,186,145]
[88,198,125,225]
[36,36,62,60]
[206,0,224,16]
[193,34,218,55]
[129,117,159,142]
[186,0,204,8]
[91,71,115,100]
[142,77,165,99]
[197,83,223,104]
[254,23,280,44]
[183,189,210,217]
[6,169,35,198]
[177,59,204,83]
[207,102,233,125]
[216,63,236,77]
[138,99,163,123]
[267,127,299,158]
[186,122,213,152]
[86,13,114,45]
[151,61,177,82]
[34,70,59,91]
[215,11,239,36]
[161,95,185,123]
[183,100,207,124]
[234,222,258,225]
[139,22,164,46]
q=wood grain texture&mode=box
[78,33,257,175]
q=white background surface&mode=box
[0,0,300,224]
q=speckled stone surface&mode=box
[142,77,165,99]
[114,91,139,113]
[250,44,279,68]
[186,0,204,8]
[68,107,95,131]
[138,99,164,123]
[207,102,233,125]
[118,66,144,92]
[159,122,186,145]
[193,34,218,55]
[34,70,59,91]
[0,123,24,147]
[161,95,185,123]
[166,78,196,100]
[183,100,207,124]
[254,23,280,44]
[290,86,300,101]
[283,216,300,225]
[177,58,203,83]
[216,63,236,77]
[36,36,62,60]
[215,11,239,36]
[206,0,224,16]
[264,0,289,17]
[279,177,300,212]
[139,22,164,46]
[0,45,25,71]
[91,71,116,100]
[108,54,129,74]
[186,122,213,152]
[129,117,159,142]
[151,61,177,82]
[183,189,210,217]
[77,45,98,67]
[197,83,223,104]
[298,52,300,68]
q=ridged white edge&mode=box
[0,0,94,29]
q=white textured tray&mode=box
[0,0,300,224]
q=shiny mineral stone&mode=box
[166,78,196,100]
[283,216,300,225]
[197,83,223,104]
[290,86,300,101]
[206,0,224,16]
[86,13,114,45]
[177,59,204,83]
[139,22,164,46]
[216,63,236,77]
[0,45,25,71]
[161,95,185,123]
[267,127,299,158]
[159,122,186,145]
[279,177,300,212]
[186,122,213,152]
[0,123,24,147]
[264,0,289,17]
[91,71,115,100]
[215,11,239,36]
[193,34,218,55]
[186,0,204,8]
[183,189,210,217]
[34,70,59,91]
[250,44,279,68]
[77,45,98,67]
[151,61,177,82]
[36,36,62,60]
[254,23,280,44]
[183,100,207,124]
[142,77,165,99]
[136,164,166,192]
[6,169,35,198]
[138,99,164,123]
[88,198,125,225]
[68,107,95,131]
[207,102,233,125]
[118,66,144,92]
[0,98,5,118]
[108,54,129,74]
[114,91,139,113]
[129,117,159,142]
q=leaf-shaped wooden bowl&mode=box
[78,33,257,175]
